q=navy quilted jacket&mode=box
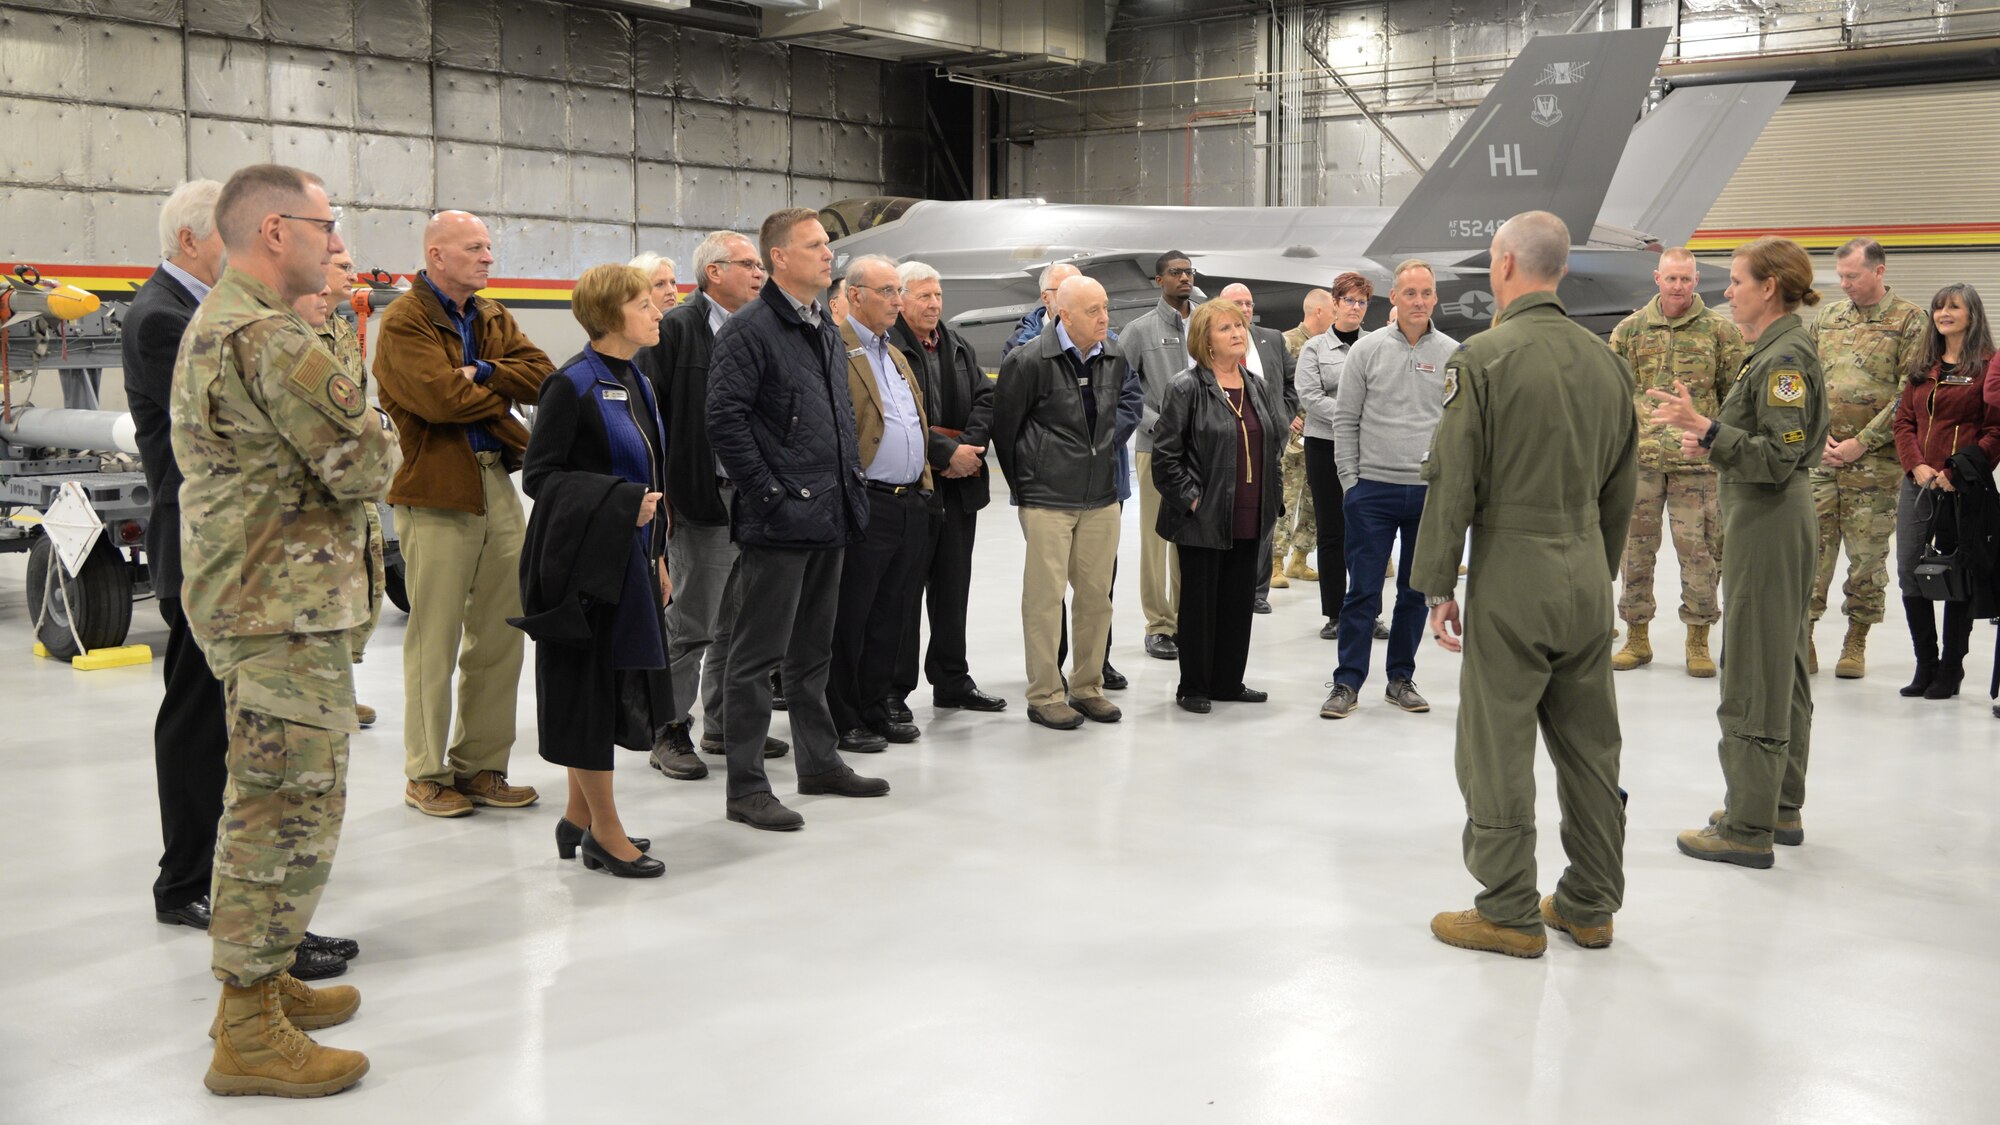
[705,280,869,550]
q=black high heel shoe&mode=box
[579,831,665,878]
[556,818,651,860]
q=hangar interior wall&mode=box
[0,0,930,279]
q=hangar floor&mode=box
[0,500,1994,1123]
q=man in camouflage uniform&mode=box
[1808,237,1925,678]
[1275,290,1330,581]
[174,165,400,1098]
[298,248,387,729]
[1608,248,1746,678]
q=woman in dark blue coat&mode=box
[519,264,671,878]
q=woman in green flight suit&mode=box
[1648,237,1830,869]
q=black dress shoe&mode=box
[1177,695,1212,713]
[556,817,651,860]
[886,699,915,724]
[290,945,350,981]
[935,687,1008,712]
[871,721,921,744]
[1217,687,1269,703]
[837,727,889,752]
[1320,619,1337,640]
[797,764,891,797]
[726,792,805,831]
[1101,663,1128,691]
[579,831,666,878]
[699,733,791,759]
[1144,634,1179,660]
[770,670,788,711]
[1252,598,1272,614]
[298,932,360,961]
[156,896,211,930]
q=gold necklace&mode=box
[1217,371,1251,484]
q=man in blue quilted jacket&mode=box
[705,208,890,831]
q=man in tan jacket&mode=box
[373,210,553,817]
[829,255,934,751]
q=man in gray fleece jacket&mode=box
[1325,259,1459,718]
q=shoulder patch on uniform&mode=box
[285,346,364,420]
[1441,366,1460,408]
[1783,429,1806,444]
[1767,369,1806,406]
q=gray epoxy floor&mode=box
[1,499,1996,1123]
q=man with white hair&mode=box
[890,260,1005,713]
[1412,210,1638,958]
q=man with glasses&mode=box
[827,255,934,749]
[1123,252,1200,660]
[374,210,554,818]
[174,163,399,1096]
[635,230,790,780]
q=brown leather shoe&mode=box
[1027,702,1085,730]
[403,779,473,818]
[1069,696,1122,723]
[354,703,376,728]
[210,972,359,1040]
[1430,909,1546,958]
[454,770,539,808]
[1539,896,1612,948]
[204,977,369,1098]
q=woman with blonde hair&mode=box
[1649,237,1827,869]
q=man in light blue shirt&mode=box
[829,255,936,749]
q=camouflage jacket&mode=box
[317,312,367,394]
[171,267,401,643]
[1282,323,1311,360]
[1808,288,1925,459]
[1609,294,1746,473]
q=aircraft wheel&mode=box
[27,535,134,661]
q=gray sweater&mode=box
[1332,322,1460,488]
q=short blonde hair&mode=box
[1186,297,1250,372]
[572,263,650,341]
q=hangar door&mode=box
[1691,79,2000,305]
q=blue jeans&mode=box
[1336,479,1427,689]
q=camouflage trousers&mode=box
[203,630,359,988]
[1811,456,1901,624]
[1272,433,1317,558]
[350,503,386,665]
[1617,468,1721,626]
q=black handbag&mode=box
[1914,490,1971,602]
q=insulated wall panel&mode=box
[792,178,834,209]
[500,77,567,150]
[492,216,567,276]
[91,108,185,191]
[434,68,504,143]
[677,28,732,103]
[571,87,633,156]
[354,133,433,210]
[736,109,790,173]
[187,0,263,39]
[675,165,735,230]
[500,147,568,218]
[356,0,431,61]
[572,222,635,269]
[90,20,184,110]
[572,154,634,223]
[791,118,835,177]
[633,20,675,93]
[0,9,85,97]
[634,95,676,162]
[0,188,90,261]
[269,48,354,128]
[831,57,882,125]
[264,0,356,53]
[567,7,632,88]
[636,226,702,274]
[833,179,880,202]
[189,119,274,181]
[431,1,502,71]
[790,48,835,117]
[187,35,267,118]
[500,0,566,81]
[833,123,879,183]
[0,96,86,186]
[734,39,788,111]
[634,161,681,228]
[355,58,431,137]
[434,142,503,214]
[677,102,738,168]
[93,191,168,263]
[345,207,428,270]
[273,124,355,201]
[733,171,791,231]
[881,129,926,195]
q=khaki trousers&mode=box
[394,459,525,785]
[1133,451,1180,635]
[1019,504,1120,706]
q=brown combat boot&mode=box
[210,972,360,1039]
[1676,824,1774,869]
[1540,896,1613,948]
[1429,909,1546,958]
[1710,807,1803,847]
[1269,557,1290,588]
[1611,623,1651,671]
[204,977,369,1098]
[1808,634,1819,675]
[454,770,539,808]
[404,779,474,818]
[354,703,376,728]
[1286,548,1319,581]
[1685,624,1717,678]
[1835,621,1869,679]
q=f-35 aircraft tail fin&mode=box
[1364,26,1672,260]
[1597,81,1793,248]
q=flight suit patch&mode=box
[1441,366,1460,407]
[1783,429,1805,444]
[1767,369,1805,406]
[327,373,363,416]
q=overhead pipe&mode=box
[1662,36,2000,94]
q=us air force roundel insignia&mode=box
[327,373,364,416]
[1767,369,1805,406]
[1442,366,1460,407]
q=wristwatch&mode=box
[1425,594,1454,608]
[1698,419,1721,449]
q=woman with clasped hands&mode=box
[1646,237,1827,870]
[1149,298,1290,713]
[518,264,674,878]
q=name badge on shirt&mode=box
[1415,361,1437,373]
[601,388,628,402]
[1942,372,1975,385]
[848,347,865,358]
[1077,377,1091,388]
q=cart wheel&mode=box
[384,554,410,613]
[27,535,134,661]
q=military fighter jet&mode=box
[822,27,1791,355]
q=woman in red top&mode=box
[1891,283,1999,699]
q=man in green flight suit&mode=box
[1412,211,1639,958]
[1807,238,1925,678]
[173,164,401,1096]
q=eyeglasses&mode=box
[726,257,765,272]
[856,283,904,300]
[1337,296,1368,309]
[279,208,342,235]
[1163,267,1197,279]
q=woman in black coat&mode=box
[1150,297,1290,711]
[519,264,671,878]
